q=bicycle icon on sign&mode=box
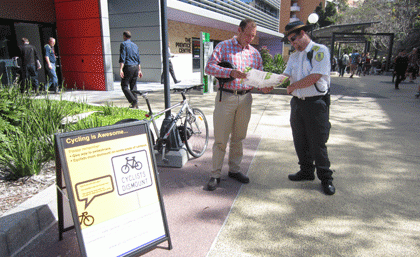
[79,211,95,226]
[121,156,142,174]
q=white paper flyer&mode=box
[242,67,288,89]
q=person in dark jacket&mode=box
[18,38,41,93]
[119,31,143,108]
[394,49,409,90]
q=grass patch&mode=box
[0,85,147,179]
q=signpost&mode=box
[55,120,171,257]
[200,32,214,94]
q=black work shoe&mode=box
[228,172,249,184]
[206,177,220,191]
[321,180,335,195]
[288,171,315,181]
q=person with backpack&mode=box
[339,50,349,77]
[350,49,360,78]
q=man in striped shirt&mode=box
[204,18,263,191]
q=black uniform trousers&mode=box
[121,65,139,104]
[290,96,333,181]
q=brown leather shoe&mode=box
[206,177,220,191]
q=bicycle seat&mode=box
[216,61,236,84]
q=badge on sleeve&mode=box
[315,52,324,62]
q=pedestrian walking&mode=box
[349,49,360,78]
[338,50,349,77]
[161,41,181,84]
[363,52,371,76]
[408,48,418,82]
[119,31,143,108]
[18,38,41,93]
[44,37,59,93]
[394,49,409,90]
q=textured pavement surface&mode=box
[3,73,420,257]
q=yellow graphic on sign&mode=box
[78,211,95,226]
[75,175,114,209]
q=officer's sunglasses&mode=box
[289,34,299,43]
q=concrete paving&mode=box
[1,72,420,257]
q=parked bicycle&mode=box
[116,85,209,163]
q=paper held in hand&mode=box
[242,68,288,89]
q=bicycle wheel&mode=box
[83,215,95,226]
[135,161,142,170]
[121,165,130,174]
[183,108,208,158]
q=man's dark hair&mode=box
[123,31,132,38]
[239,18,256,31]
[343,50,347,54]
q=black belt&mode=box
[219,88,252,95]
[293,95,325,101]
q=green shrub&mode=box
[0,85,147,179]
[259,46,289,88]
[0,117,45,179]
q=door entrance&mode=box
[0,18,61,87]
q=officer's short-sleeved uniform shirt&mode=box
[284,41,331,99]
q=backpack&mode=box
[341,54,349,66]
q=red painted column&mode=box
[54,0,106,90]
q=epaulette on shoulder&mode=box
[311,45,320,52]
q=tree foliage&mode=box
[336,0,420,54]
[314,1,338,28]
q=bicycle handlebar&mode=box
[132,85,203,96]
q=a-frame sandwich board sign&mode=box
[55,120,172,256]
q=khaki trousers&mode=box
[211,90,252,178]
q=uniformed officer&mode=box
[281,20,335,195]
